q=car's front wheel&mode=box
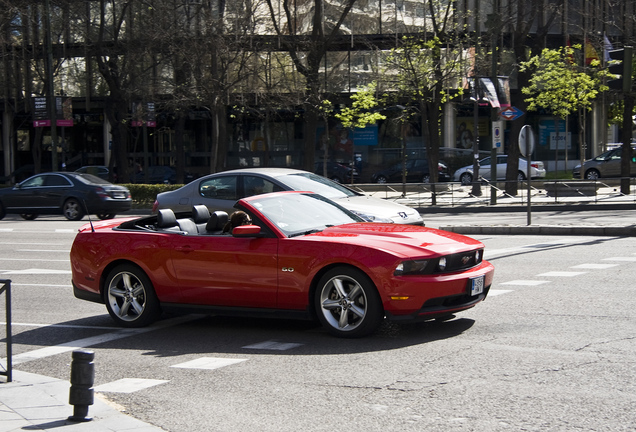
[20,214,38,220]
[422,174,431,183]
[585,169,600,180]
[375,175,388,184]
[315,267,383,338]
[517,171,526,181]
[459,172,473,185]
[104,264,161,327]
[63,198,85,221]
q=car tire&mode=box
[96,213,116,220]
[0,203,5,220]
[422,174,431,183]
[459,172,473,185]
[63,198,85,221]
[375,175,388,184]
[517,171,526,181]
[104,264,161,328]
[20,214,38,220]
[314,266,383,338]
[585,169,600,180]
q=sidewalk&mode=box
[0,371,166,432]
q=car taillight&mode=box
[95,187,109,199]
[152,200,159,213]
[531,163,539,169]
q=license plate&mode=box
[113,193,125,199]
[470,276,485,296]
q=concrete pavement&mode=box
[2,202,636,432]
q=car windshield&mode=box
[278,172,359,198]
[249,193,364,237]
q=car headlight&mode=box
[394,260,430,275]
[437,257,447,271]
[350,210,394,223]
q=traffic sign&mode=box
[499,106,524,121]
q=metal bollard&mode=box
[68,350,95,422]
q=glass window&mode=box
[242,175,283,197]
[44,174,72,186]
[199,176,238,200]
[21,175,45,188]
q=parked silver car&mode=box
[152,168,424,225]
[572,147,636,179]
[452,155,546,185]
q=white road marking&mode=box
[603,257,636,262]
[0,258,69,262]
[55,229,76,233]
[17,249,70,252]
[0,269,71,274]
[242,340,303,350]
[536,271,587,277]
[500,280,550,286]
[171,357,247,370]
[95,378,169,393]
[1,315,201,365]
[571,263,619,269]
[9,283,72,288]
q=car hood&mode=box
[331,195,423,224]
[305,223,481,257]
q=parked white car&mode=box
[153,168,424,225]
[453,155,546,185]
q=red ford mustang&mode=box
[71,191,494,337]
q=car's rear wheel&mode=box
[20,214,38,220]
[585,169,600,180]
[0,203,5,220]
[422,174,431,183]
[63,198,85,221]
[375,175,388,184]
[517,171,526,181]
[96,213,116,220]
[315,267,383,338]
[104,264,161,327]
[459,172,473,185]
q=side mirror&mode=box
[232,224,262,237]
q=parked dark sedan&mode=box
[372,159,451,183]
[314,161,359,183]
[0,172,131,221]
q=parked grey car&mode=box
[452,155,546,185]
[152,168,424,225]
[572,147,636,179]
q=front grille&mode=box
[436,249,482,273]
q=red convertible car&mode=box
[71,191,494,337]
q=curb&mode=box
[440,225,636,236]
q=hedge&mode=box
[124,183,183,208]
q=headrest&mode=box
[206,210,229,231]
[157,209,177,228]
[192,205,210,224]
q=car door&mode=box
[168,232,279,308]
[2,174,46,211]
[478,157,492,179]
[495,156,508,179]
[41,174,74,209]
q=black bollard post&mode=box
[68,350,95,422]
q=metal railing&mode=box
[350,178,636,208]
[1,279,12,382]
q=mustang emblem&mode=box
[460,255,472,266]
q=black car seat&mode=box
[205,211,229,234]
[157,209,180,232]
[192,205,211,233]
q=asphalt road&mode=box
[1,215,635,432]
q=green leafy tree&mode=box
[334,83,386,182]
[520,45,609,179]
[382,35,467,187]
